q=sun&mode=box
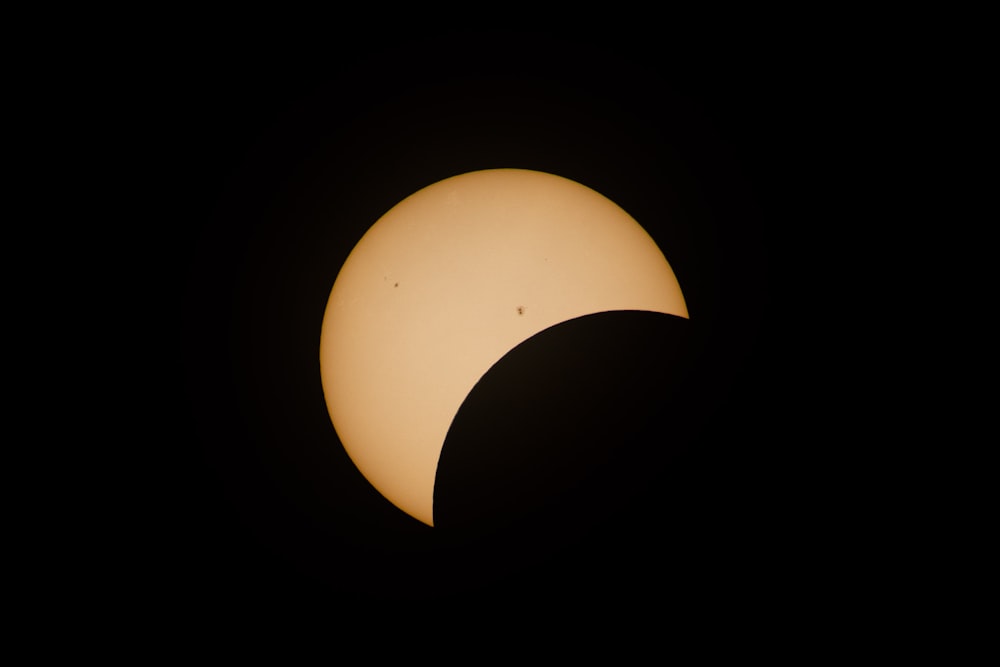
[320,168,687,526]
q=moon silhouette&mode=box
[319,168,688,526]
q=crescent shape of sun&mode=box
[319,168,688,526]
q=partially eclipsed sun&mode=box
[319,169,687,526]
